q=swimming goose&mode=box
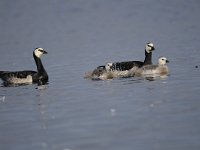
[97,42,155,71]
[133,56,169,77]
[85,63,113,80]
[0,48,48,85]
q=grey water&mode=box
[0,0,200,150]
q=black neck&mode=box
[33,53,47,76]
[143,50,152,65]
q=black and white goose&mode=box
[92,62,113,76]
[0,48,48,85]
[85,62,113,79]
[97,42,155,71]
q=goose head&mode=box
[34,48,48,58]
[105,63,113,71]
[158,57,169,65]
[145,42,155,53]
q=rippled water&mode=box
[1,0,200,150]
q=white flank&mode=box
[7,75,33,84]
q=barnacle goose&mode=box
[133,56,169,76]
[97,42,155,71]
[0,48,48,85]
[85,63,113,80]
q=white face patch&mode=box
[34,48,44,58]
[158,57,168,65]
[145,42,154,53]
[105,63,113,71]
[148,42,154,47]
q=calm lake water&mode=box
[0,0,200,150]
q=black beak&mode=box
[151,47,155,51]
[166,60,169,63]
[43,50,48,54]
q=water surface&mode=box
[0,0,200,150]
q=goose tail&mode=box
[0,71,6,78]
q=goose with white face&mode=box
[108,42,155,71]
[133,56,169,76]
[0,47,48,85]
[34,48,48,58]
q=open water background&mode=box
[0,0,200,150]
